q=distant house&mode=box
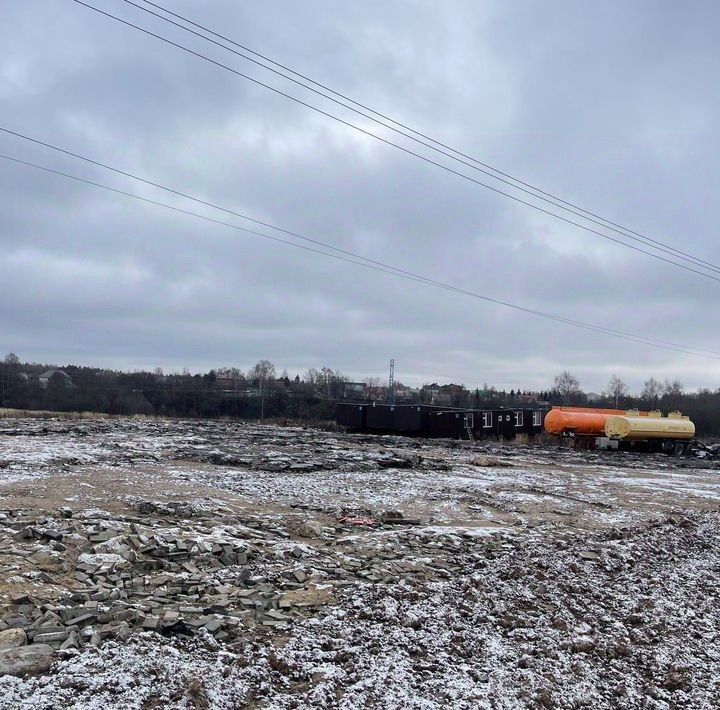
[431,391,453,406]
[38,369,72,390]
[394,384,420,403]
[339,382,367,399]
[421,383,466,406]
[215,370,246,391]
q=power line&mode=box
[70,0,720,283]
[0,126,420,276]
[2,142,717,358]
[2,146,720,360]
[125,0,720,278]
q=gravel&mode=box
[0,417,719,708]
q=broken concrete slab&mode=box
[0,629,27,650]
[0,644,54,677]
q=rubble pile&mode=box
[0,502,507,677]
[3,417,716,483]
[1,512,719,708]
[2,417,720,708]
[0,509,315,668]
[257,512,720,709]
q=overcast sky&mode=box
[2,0,720,393]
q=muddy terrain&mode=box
[0,417,719,709]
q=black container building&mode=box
[365,403,396,433]
[472,408,545,439]
[337,402,546,440]
[336,402,367,431]
[425,409,469,438]
[395,404,472,436]
[393,405,424,434]
[522,408,545,436]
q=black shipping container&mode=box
[336,403,366,431]
[394,405,424,434]
[366,404,396,432]
[336,402,545,440]
[494,410,516,438]
[523,409,544,435]
[425,410,466,438]
[473,409,495,439]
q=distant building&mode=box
[38,369,72,390]
[339,382,367,399]
[431,391,453,406]
[518,393,538,403]
[421,383,467,406]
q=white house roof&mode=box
[39,369,70,379]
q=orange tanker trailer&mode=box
[545,406,699,454]
[543,406,646,437]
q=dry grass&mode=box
[0,408,151,421]
[0,409,338,430]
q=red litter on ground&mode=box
[337,516,378,526]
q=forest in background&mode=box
[1,354,718,436]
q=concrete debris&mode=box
[295,519,325,539]
[0,629,27,650]
[0,644,54,676]
[471,455,514,467]
[0,494,470,675]
[2,417,720,704]
[380,510,421,525]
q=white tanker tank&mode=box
[604,411,695,442]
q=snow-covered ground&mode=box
[3,515,719,709]
[1,417,720,708]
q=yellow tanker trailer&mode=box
[605,411,695,454]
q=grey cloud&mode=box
[2,0,720,393]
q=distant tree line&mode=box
[2,354,719,436]
[0,354,345,421]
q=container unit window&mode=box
[514,411,524,427]
[532,411,542,427]
[482,412,492,428]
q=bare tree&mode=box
[663,379,684,410]
[304,368,321,387]
[248,359,276,419]
[664,379,684,397]
[365,377,383,401]
[553,371,581,405]
[320,366,334,397]
[642,377,662,409]
[2,353,20,400]
[248,359,276,385]
[606,374,628,408]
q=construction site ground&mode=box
[0,417,719,709]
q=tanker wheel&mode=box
[674,442,685,457]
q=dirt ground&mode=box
[1,417,719,708]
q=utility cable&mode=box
[2,148,720,360]
[125,0,720,277]
[70,0,720,281]
[5,125,720,357]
